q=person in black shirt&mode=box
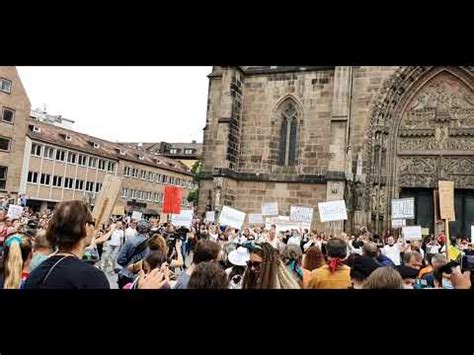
[24,201,109,289]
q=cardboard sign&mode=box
[131,211,143,221]
[391,219,406,228]
[439,181,455,221]
[92,175,122,228]
[265,215,311,234]
[391,198,415,220]
[171,209,193,227]
[218,206,246,230]
[290,206,314,223]
[248,213,264,225]
[163,186,182,214]
[205,211,215,223]
[421,228,430,236]
[261,202,278,216]
[7,205,24,219]
[402,226,422,241]
[317,200,347,222]
[112,205,125,216]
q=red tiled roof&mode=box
[26,119,192,176]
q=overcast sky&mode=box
[17,66,212,143]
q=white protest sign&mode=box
[317,200,348,222]
[7,205,24,219]
[171,209,193,227]
[248,213,264,225]
[402,226,422,241]
[131,211,143,221]
[218,206,246,230]
[265,216,311,234]
[471,226,474,244]
[290,206,314,223]
[261,202,278,216]
[391,198,415,220]
[205,211,215,223]
[391,219,406,228]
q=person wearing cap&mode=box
[347,253,381,289]
[226,246,250,289]
[116,219,150,289]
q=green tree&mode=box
[187,160,202,205]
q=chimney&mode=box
[192,140,196,144]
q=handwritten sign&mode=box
[391,198,415,220]
[317,200,347,222]
[205,211,215,223]
[218,206,246,230]
[402,226,422,241]
[7,205,24,219]
[439,181,455,221]
[261,202,278,216]
[131,211,142,221]
[391,219,406,228]
[265,215,311,234]
[248,213,264,225]
[290,206,314,223]
[171,209,193,227]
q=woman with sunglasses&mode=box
[242,242,300,289]
[24,201,110,289]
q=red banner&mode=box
[163,186,182,214]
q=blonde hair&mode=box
[363,266,404,289]
[3,234,32,289]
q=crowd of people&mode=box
[0,199,472,289]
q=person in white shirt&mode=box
[287,231,302,247]
[265,229,282,250]
[101,221,124,274]
[125,220,138,242]
[382,236,403,266]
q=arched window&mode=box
[277,101,298,166]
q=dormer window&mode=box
[29,124,41,133]
[65,135,72,141]
[184,149,194,155]
[138,155,145,161]
[88,141,100,149]
[169,148,178,154]
[115,148,127,156]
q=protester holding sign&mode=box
[381,236,404,266]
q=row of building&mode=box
[0,67,202,216]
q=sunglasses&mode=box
[246,260,262,270]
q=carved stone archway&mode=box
[366,66,474,233]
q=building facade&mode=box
[0,67,31,201]
[21,119,195,214]
[198,66,474,237]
